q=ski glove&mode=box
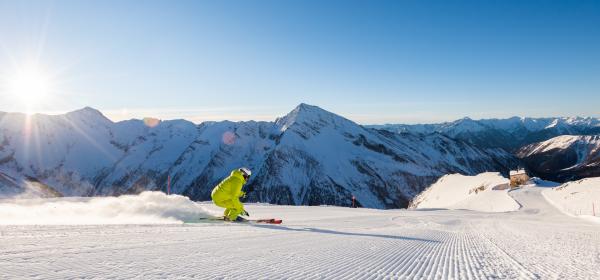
[241,210,250,217]
[239,191,247,199]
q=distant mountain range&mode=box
[371,117,600,151]
[0,104,517,208]
[372,117,600,182]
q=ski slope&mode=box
[542,177,600,223]
[410,173,520,212]
[1,186,599,279]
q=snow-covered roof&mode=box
[510,169,527,176]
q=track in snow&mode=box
[1,186,599,279]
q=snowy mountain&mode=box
[371,117,600,151]
[0,171,61,199]
[246,105,517,208]
[516,135,600,182]
[0,104,517,208]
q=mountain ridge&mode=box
[371,116,600,151]
[517,135,600,182]
[0,104,518,208]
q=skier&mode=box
[211,167,252,222]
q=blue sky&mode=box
[0,0,598,124]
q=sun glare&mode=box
[6,62,52,112]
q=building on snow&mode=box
[509,168,529,188]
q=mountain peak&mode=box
[68,106,102,114]
[65,107,112,123]
[444,116,486,133]
[294,103,325,114]
[275,103,351,132]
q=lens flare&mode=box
[143,117,161,128]
[222,131,236,145]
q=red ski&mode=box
[252,218,282,224]
[195,216,282,224]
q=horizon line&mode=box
[1,104,599,126]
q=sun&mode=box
[4,61,53,112]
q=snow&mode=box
[411,173,520,212]
[509,168,526,176]
[372,116,600,139]
[0,104,516,208]
[521,135,600,156]
[0,192,214,225]
[542,177,600,222]
[0,171,61,199]
[1,185,599,279]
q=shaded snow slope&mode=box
[410,172,520,212]
[518,135,595,154]
[0,192,213,225]
[250,104,517,208]
[0,171,61,199]
[0,103,517,208]
[517,135,600,182]
[542,177,600,222]
[1,185,599,279]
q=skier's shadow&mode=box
[251,224,438,243]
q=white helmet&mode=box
[239,167,252,177]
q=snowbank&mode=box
[411,172,520,212]
[0,191,213,225]
[542,177,600,222]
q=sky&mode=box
[0,0,598,124]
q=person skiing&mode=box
[211,167,252,221]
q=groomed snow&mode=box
[1,185,599,279]
[411,172,520,212]
[542,177,600,223]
